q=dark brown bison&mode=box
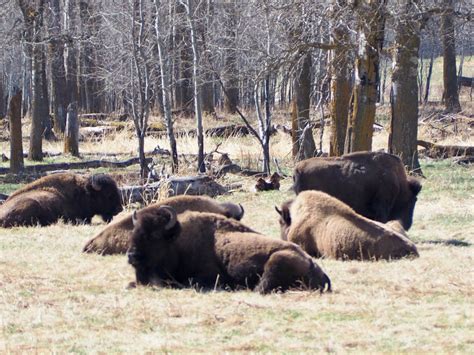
[276,191,419,261]
[82,195,244,255]
[127,207,331,294]
[292,151,422,230]
[0,173,122,227]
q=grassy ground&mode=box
[1,159,473,353]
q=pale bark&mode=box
[345,0,385,153]
[441,0,461,113]
[8,88,24,173]
[389,0,421,173]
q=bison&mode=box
[0,173,122,227]
[127,207,331,294]
[276,191,419,261]
[82,195,245,255]
[292,151,422,230]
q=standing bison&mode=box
[83,195,245,255]
[276,191,419,261]
[0,173,122,227]
[293,151,422,230]
[127,207,331,294]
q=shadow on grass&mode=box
[421,239,471,247]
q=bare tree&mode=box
[152,0,179,172]
[441,0,461,112]
[8,87,24,172]
[388,0,421,173]
[182,0,205,173]
[345,0,386,153]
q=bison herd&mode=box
[0,151,422,294]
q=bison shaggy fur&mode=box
[83,195,245,255]
[293,151,422,230]
[276,191,419,261]
[127,207,331,294]
[0,173,123,227]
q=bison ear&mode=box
[408,177,422,196]
[132,210,138,227]
[275,205,291,225]
[159,205,177,231]
[275,206,282,216]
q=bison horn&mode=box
[274,206,282,216]
[132,210,138,226]
[237,204,245,220]
[159,205,177,230]
[91,174,103,191]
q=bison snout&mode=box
[127,248,141,266]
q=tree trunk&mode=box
[424,45,434,104]
[8,88,24,173]
[293,53,316,160]
[441,0,461,113]
[174,3,193,112]
[65,0,79,106]
[48,0,68,134]
[389,0,421,173]
[183,0,205,173]
[345,0,385,153]
[153,0,179,173]
[23,0,50,160]
[329,10,352,156]
[64,102,79,156]
[223,1,239,113]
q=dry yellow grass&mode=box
[1,160,473,353]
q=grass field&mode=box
[1,158,473,353]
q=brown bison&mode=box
[127,207,331,294]
[292,151,422,230]
[276,191,419,261]
[0,173,122,227]
[82,195,245,255]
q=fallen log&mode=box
[155,124,277,139]
[453,156,474,165]
[417,140,474,158]
[0,157,151,175]
[120,175,228,204]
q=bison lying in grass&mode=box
[83,195,244,255]
[276,191,419,261]
[293,151,422,230]
[0,173,122,227]
[127,206,331,294]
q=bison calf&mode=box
[0,173,122,227]
[83,195,244,255]
[293,151,422,230]
[276,191,419,261]
[127,207,331,294]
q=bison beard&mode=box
[0,173,123,227]
[292,151,422,230]
[127,207,331,294]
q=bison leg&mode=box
[255,250,320,294]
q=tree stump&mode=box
[64,102,79,156]
[8,87,24,173]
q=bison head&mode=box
[127,206,180,285]
[391,177,422,230]
[87,174,123,222]
[275,199,293,241]
[220,202,245,220]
